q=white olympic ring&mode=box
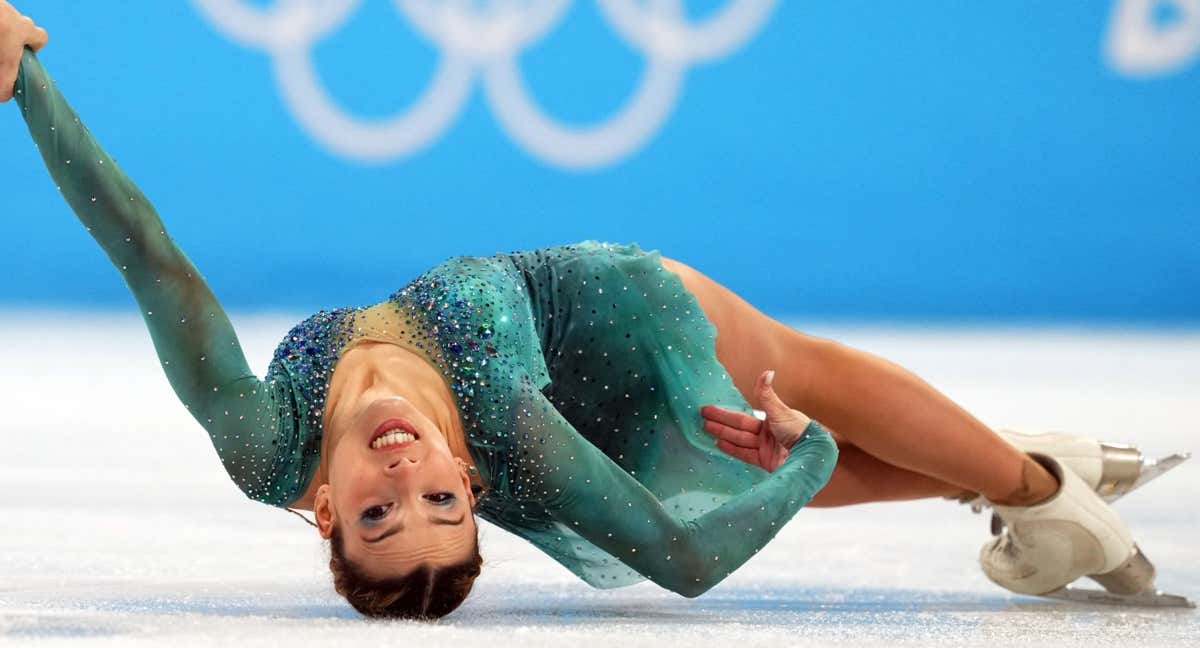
[1106,0,1200,77]
[189,0,779,169]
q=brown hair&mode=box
[328,523,482,620]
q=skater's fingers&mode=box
[717,439,759,466]
[769,445,788,472]
[0,28,18,102]
[29,26,47,52]
[700,404,760,432]
[703,420,760,448]
[0,55,15,102]
[703,420,759,448]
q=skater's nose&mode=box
[385,456,418,472]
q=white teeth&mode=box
[371,429,417,449]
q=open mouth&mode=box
[369,417,421,450]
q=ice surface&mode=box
[0,311,1196,647]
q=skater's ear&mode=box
[454,457,478,510]
[314,483,334,539]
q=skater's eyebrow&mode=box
[364,514,464,543]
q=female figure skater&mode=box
[1,4,1159,620]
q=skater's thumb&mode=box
[759,370,795,421]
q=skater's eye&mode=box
[360,503,391,522]
[425,492,455,506]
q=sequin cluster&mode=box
[259,253,542,504]
[260,306,361,500]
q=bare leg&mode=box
[659,256,1057,507]
[777,341,1056,505]
[807,442,966,507]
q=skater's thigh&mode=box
[659,255,833,413]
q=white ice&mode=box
[0,310,1196,647]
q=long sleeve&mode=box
[11,49,310,506]
[505,369,839,598]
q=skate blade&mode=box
[1041,585,1196,608]
[1101,452,1191,503]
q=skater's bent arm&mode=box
[511,371,838,597]
[11,50,296,504]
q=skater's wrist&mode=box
[785,419,826,451]
[778,419,838,497]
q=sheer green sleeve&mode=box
[507,370,838,598]
[11,49,308,506]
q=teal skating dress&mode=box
[12,51,838,596]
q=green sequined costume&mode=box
[12,50,838,595]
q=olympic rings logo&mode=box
[190,0,779,170]
[191,1,1198,169]
[1106,0,1200,77]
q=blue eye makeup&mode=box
[360,503,391,523]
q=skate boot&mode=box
[962,428,1190,513]
[979,452,1154,597]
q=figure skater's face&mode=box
[313,393,477,579]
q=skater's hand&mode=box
[701,369,813,473]
[0,1,48,102]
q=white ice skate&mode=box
[979,452,1194,608]
[964,427,1191,514]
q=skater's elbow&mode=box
[664,568,723,598]
[672,577,716,599]
[656,549,723,598]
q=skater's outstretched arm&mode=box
[507,370,838,598]
[11,49,306,506]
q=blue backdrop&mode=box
[1,1,1197,323]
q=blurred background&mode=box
[2,0,1196,324]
